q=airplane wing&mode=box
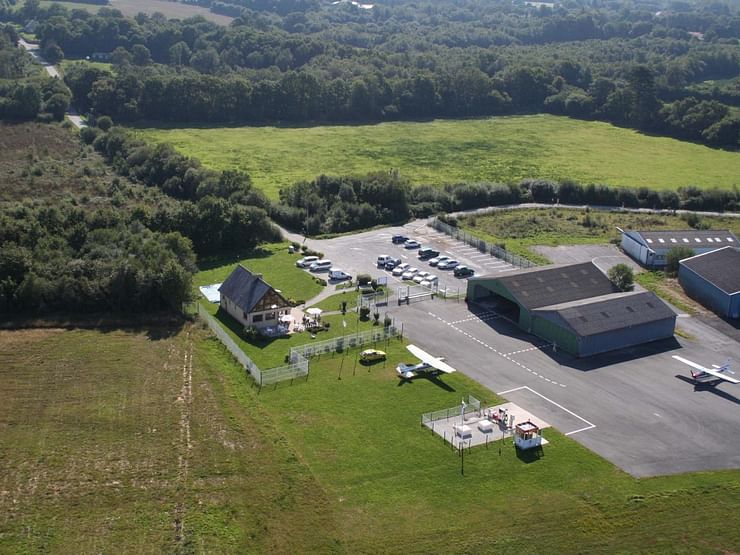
[406,344,456,374]
[702,368,739,384]
[672,355,710,373]
[673,355,739,384]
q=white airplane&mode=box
[672,355,738,385]
[396,344,457,379]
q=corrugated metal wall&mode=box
[579,318,676,357]
[678,265,732,318]
[531,313,578,354]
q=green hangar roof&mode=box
[492,262,616,309]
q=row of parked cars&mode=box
[387,235,476,278]
[295,256,351,281]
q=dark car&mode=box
[384,257,402,270]
[391,234,409,244]
[418,247,440,260]
[454,265,475,278]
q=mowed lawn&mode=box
[36,0,234,25]
[134,115,740,199]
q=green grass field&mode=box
[2,325,740,552]
[36,0,234,24]
[134,115,740,199]
[458,207,740,264]
[195,242,324,305]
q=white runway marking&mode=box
[496,386,595,436]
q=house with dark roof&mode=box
[467,262,676,357]
[218,265,291,329]
[621,229,738,269]
[678,247,740,319]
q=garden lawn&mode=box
[458,207,740,264]
[195,242,324,305]
[134,114,740,199]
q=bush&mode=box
[359,306,370,320]
[96,115,113,132]
[79,126,100,145]
[357,274,372,286]
[666,246,695,276]
[607,263,634,291]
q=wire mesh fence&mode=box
[290,324,402,360]
[421,395,482,426]
[429,217,538,269]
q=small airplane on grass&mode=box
[396,344,457,380]
[672,355,738,386]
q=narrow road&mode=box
[17,38,86,129]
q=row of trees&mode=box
[9,0,738,146]
[0,24,71,121]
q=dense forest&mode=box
[2,0,739,146]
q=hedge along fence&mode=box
[430,217,538,269]
[289,324,402,360]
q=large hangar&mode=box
[678,246,740,319]
[467,262,676,357]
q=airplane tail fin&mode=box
[719,359,733,375]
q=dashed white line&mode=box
[428,311,566,388]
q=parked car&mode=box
[391,234,408,244]
[454,265,475,278]
[413,271,431,283]
[377,254,394,267]
[401,268,419,280]
[403,239,421,249]
[392,263,411,276]
[437,259,459,270]
[296,255,319,268]
[428,255,450,267]
[420,276,439,288]
[329,268,352,281]
[384,257,402,270]
[360,349,386,362]
[418,247,440,260]
[309,260,332,272]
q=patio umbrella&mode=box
[280,314,294,323]
[306,308,323,317]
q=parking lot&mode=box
[294,220,740,477]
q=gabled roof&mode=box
[625,229,738,250]
[679,246,740,295]
[492,262,616,310]
[218,265,288,313]
[533,291,676,337]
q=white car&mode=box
[429,255,450,267]
[420,276,439,288]
[438,259,460,270]
[392,263,411,276]
[403,239,421,249]
[328,268,352,281]
[401,268,419,280]
[413,271,431,283]
[296,255,319,268]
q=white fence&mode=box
[421,395,482,426]
[290,324,401,360]
[430,217,538,269]
[198,304,309,387]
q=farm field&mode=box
[37,0,234,25]
[3,325,739,553]
[134,115,740,199]
[0,326,336,553]
[457,207,740,264]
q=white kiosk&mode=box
[514,420,542,450]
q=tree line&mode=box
[4,0,739,147]
[0,24,71,122]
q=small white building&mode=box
[218,265,291,329]
[621,229,738,269]
[514,421,542,450]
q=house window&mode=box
[266,312,276,321]
[252,314,263,323]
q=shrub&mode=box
[357,274,372,286]
[96,115,113,132]
[359,306,370,320]
[607,263,634,291]
[666,246,695,276]
[243,325,259,340]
